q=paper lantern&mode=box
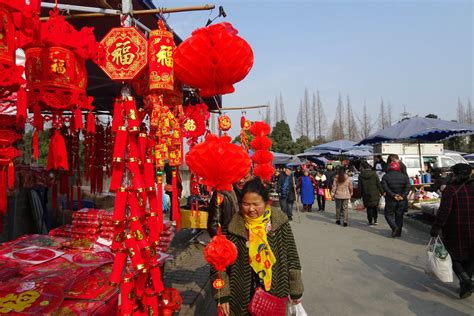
[148,19,174,91]
[186,134,251,191]
[204,233,237,272]
[250,121,274,181]
[174,22,253,97]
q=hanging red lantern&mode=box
[98,27,148,81]
[204,233,238,272]
[149,19,174,91]
[186,134,251,191]
[174,22,254,97]
[182,103,209,141]
[250,121,274,181]
[218,115,232,132]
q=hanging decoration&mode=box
[218,114,232,134]
[148,19,174,91]
[240,114,252,152]
[250,121,274,181]
[174,22,254,97]
[182,103,209,146]
[98,27,148,81]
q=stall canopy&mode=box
[272,152,303,166]
[39,0,222,113]
[357,117,474,145]
[305,140,357,153]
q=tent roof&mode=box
[305,139,357,153]
[40,0,222,113]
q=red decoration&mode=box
[204,233,238,272]
[160,288,183,316]
[182,103,209,142]
[250,121,274,181]
[98,27,148,81]
[218,115,232,132]
[149,19,174,91]
[175,22,254,97]
[47,130,69,171]
[186,134,251,191]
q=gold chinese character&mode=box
[184,119,197,132]
[51,58,66,74]
[156,45,173,67]
[0,291,40,313]
[112,40,135,66]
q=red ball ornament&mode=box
[174,22,253,97]
[204,233,238,272]
[185,134,251,191]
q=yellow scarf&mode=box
[244,206,276,291]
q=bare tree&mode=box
[335,93,345,139]
[295,100,305,137]
[357,102,372,139]
[312,92,317,141]
[457,97,465,123]
[387,102,393,127]
[466,99,473,124]
[273,95,280,125]
[346,95,359,140]
[265,101,271,126]
[279,93,286,122]
[330,119,343,141]
[378,97,388,129]
[315,90,326,141]
[303,88,311,137]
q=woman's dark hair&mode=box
[241,177,270,202]
[360,161,372,170]
[337,168,347,183]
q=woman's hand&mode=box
[291,298,302,305]
[219,302,230,316]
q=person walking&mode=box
[315,169,327,212]
[387,154,408,176]
[381,162,411,237]
[215,178,304,316]
[277,166,296,221]
[298,169,317,212]
[430,163,474,299]
[331,168,353,227]
[325,164,336,189]
[373,155,387,179]
[358,161,384,226]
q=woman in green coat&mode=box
[214,177,304,316]
[359,161,384,225]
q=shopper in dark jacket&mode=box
[381,162,411,237]
[387,154,408,177]
[277,167,296,220]
[358,161,384,226]
[431,163,474,299]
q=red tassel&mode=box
[0,169,7,215]
[32,131,39,160]
[112,127,128,162]
[47,130,69,171]
[150,265,164,294]
[16,88,27,129]
[86,112,96,134]
[120,273,135,315]
[135,273,147,299]
[112,99,124,132]
[109,250,127,286]
[109,162,125,192]
[144,159,155,190]
[33,105,43,131]
[172,169,180,231]
[74,107,83,132]
[7,162,14,190]
[113,188,127,223]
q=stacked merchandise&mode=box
[157,220,175,253]
[50,209,114,241]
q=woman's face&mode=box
[241,192,266,218]
[303,170,309,176]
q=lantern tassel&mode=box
[47,130,69,171]
[32,131,39,160]
[172,169,180,231]
[0,169,7,217]
[86,111,96,134]
[16,88,27,129]
[7,162,14,190]
[74,107,83,131]
[33,105,43,131]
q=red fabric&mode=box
[113,189,127,223]
[86,112,95,134]
[15,88,27,129]
[251,151,273,164]
[112,128,127,162]
[250,121,271,137]
[0,169,7,216]
[33,105,43,131]
[120,274,135,315]
[253,163,275,182]
[388,162,400,172]
[174,22,253,97]
[109,161,125,192]
[250,137,272,151]
[185,134,251,191]
[127,160,145,191]
[124,234,145,271]
[109,251,127,285]
[47,130,69,170]
[32,131,39,159]
[74,107,83,132]
[204,233,238,272]
[150,265,164,294]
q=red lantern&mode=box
[204,233,238,272]
[99,27,148,81]
[182,103,209,140]
[186,134,251,191]
[174,22,254,97]
[250,121,274,181]
[149,19,174,91]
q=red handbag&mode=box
[248,287,288,316]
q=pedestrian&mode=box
[298,169,317,212]
[430,163,474,299]
[215,177,304,316]
[331,167,353,227]
[315,169,327,212]
[381,162,410,237]
[387,154,408,176]
[277,166,296,221]
[358,161,384,226]
[325,164,336,188]
[373,155,387,179]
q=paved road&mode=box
[290,203,473,316]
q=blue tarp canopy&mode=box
[464,153,474,159]
[342,149,373,157]
[358,117,474,145]
[305,140,357,153]
[272,152,303,166]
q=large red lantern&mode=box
[149,19,174,91]
[99,27,148,81]
[204,233,238,272]
[174,22,254,97]
[186,134,251,191]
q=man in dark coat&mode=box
[277,166,296,220]
[387,154,408,177]
[431,163,474,299]
[359,161,384,226]
[381,162,411,237]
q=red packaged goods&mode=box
[15,234,67,249]
[66,263,118,301]
[4,246,63,265]
[21,257,80,278]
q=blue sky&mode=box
[153,0,472,138]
